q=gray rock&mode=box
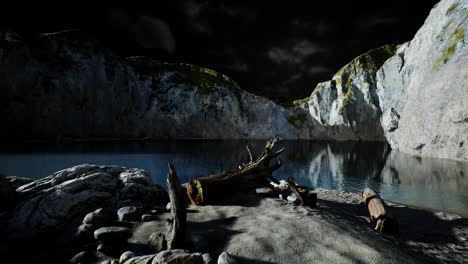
[376,0,468,160]
[94,226,131,243]
[287,193,298,203]
[218,252,237,264]
[83,208,114,227]
[7,164,168,243]
[120,251,136,264]
[118,206,142,222]
[141,214,155,222]
[0,176,16,209]
[67,251,96,264]
[153,250,204,264]
[97,242,125,256]
[123,250,205,264]
[75,223,94,240]
[202,253,212,264]
[123,255,156,264]
[5,176,34,190]
[306,45,398,141]
[147,232,166,252]
[101,259,118,264]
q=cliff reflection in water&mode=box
[0,140,467,215]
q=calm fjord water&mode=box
[1,140,467,215]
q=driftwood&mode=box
[166,163,186,249]
[362,187,399,234]
[287,177,317,208]
[186,137,283,205]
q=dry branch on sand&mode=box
[185,137,284,205]
[166,163,186,249]
[362,187,399,234]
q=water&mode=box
[1,140,467,216]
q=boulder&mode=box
[75,223,95,241]
[100,259,118,264]
[4,165,167,263]
[123,250,205,264]
[120,251,136,264]
[153,250,205,264]
[123,255,156,264]
[376,0,467,160]
[83,208,114,227]
[118,206,142,222]
[141,214,156,222]
[66,251,97,264]
[94,227,131,243]
[0,176,16,210]
[8,165,167,238]
[147,232,167,252]
[218,252,237,264]
[5,176,34,190]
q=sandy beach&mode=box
[133,188,468,264]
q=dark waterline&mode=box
[1,140,467,216]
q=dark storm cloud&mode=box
[359,17,399,30]
[268,40,327,65]
[106,8,176,53]
[133,16,176,52]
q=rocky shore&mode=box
[1,164,467,264]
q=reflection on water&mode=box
[0,140,467,215]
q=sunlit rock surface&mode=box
[377,0,468,160]
[306,45,398,141]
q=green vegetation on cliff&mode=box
[127,58,238,95]
[433,27,465,70]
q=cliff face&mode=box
[306,45,398,141]
[376,0,467,160]
[0,0,466,160]
[0,31,313,140]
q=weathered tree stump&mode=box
[362,187,399,234]
[186,137,283,205]
[287,177,317,208]
[166,163,186,249]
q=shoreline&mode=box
[1,166,467,263]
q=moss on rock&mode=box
[127,58,237,95]
[354,44,399,72]
[433,27,465,70]
[446,2,461,16]
[292,96,310,106]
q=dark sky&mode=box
[2,0,439,103]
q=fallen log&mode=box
[186,137,283,205]
[362,187,399,234]
[166,163,186,249]
[287,177,317,208]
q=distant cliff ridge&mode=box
[0,0,466,160]
[0,31,312,140]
